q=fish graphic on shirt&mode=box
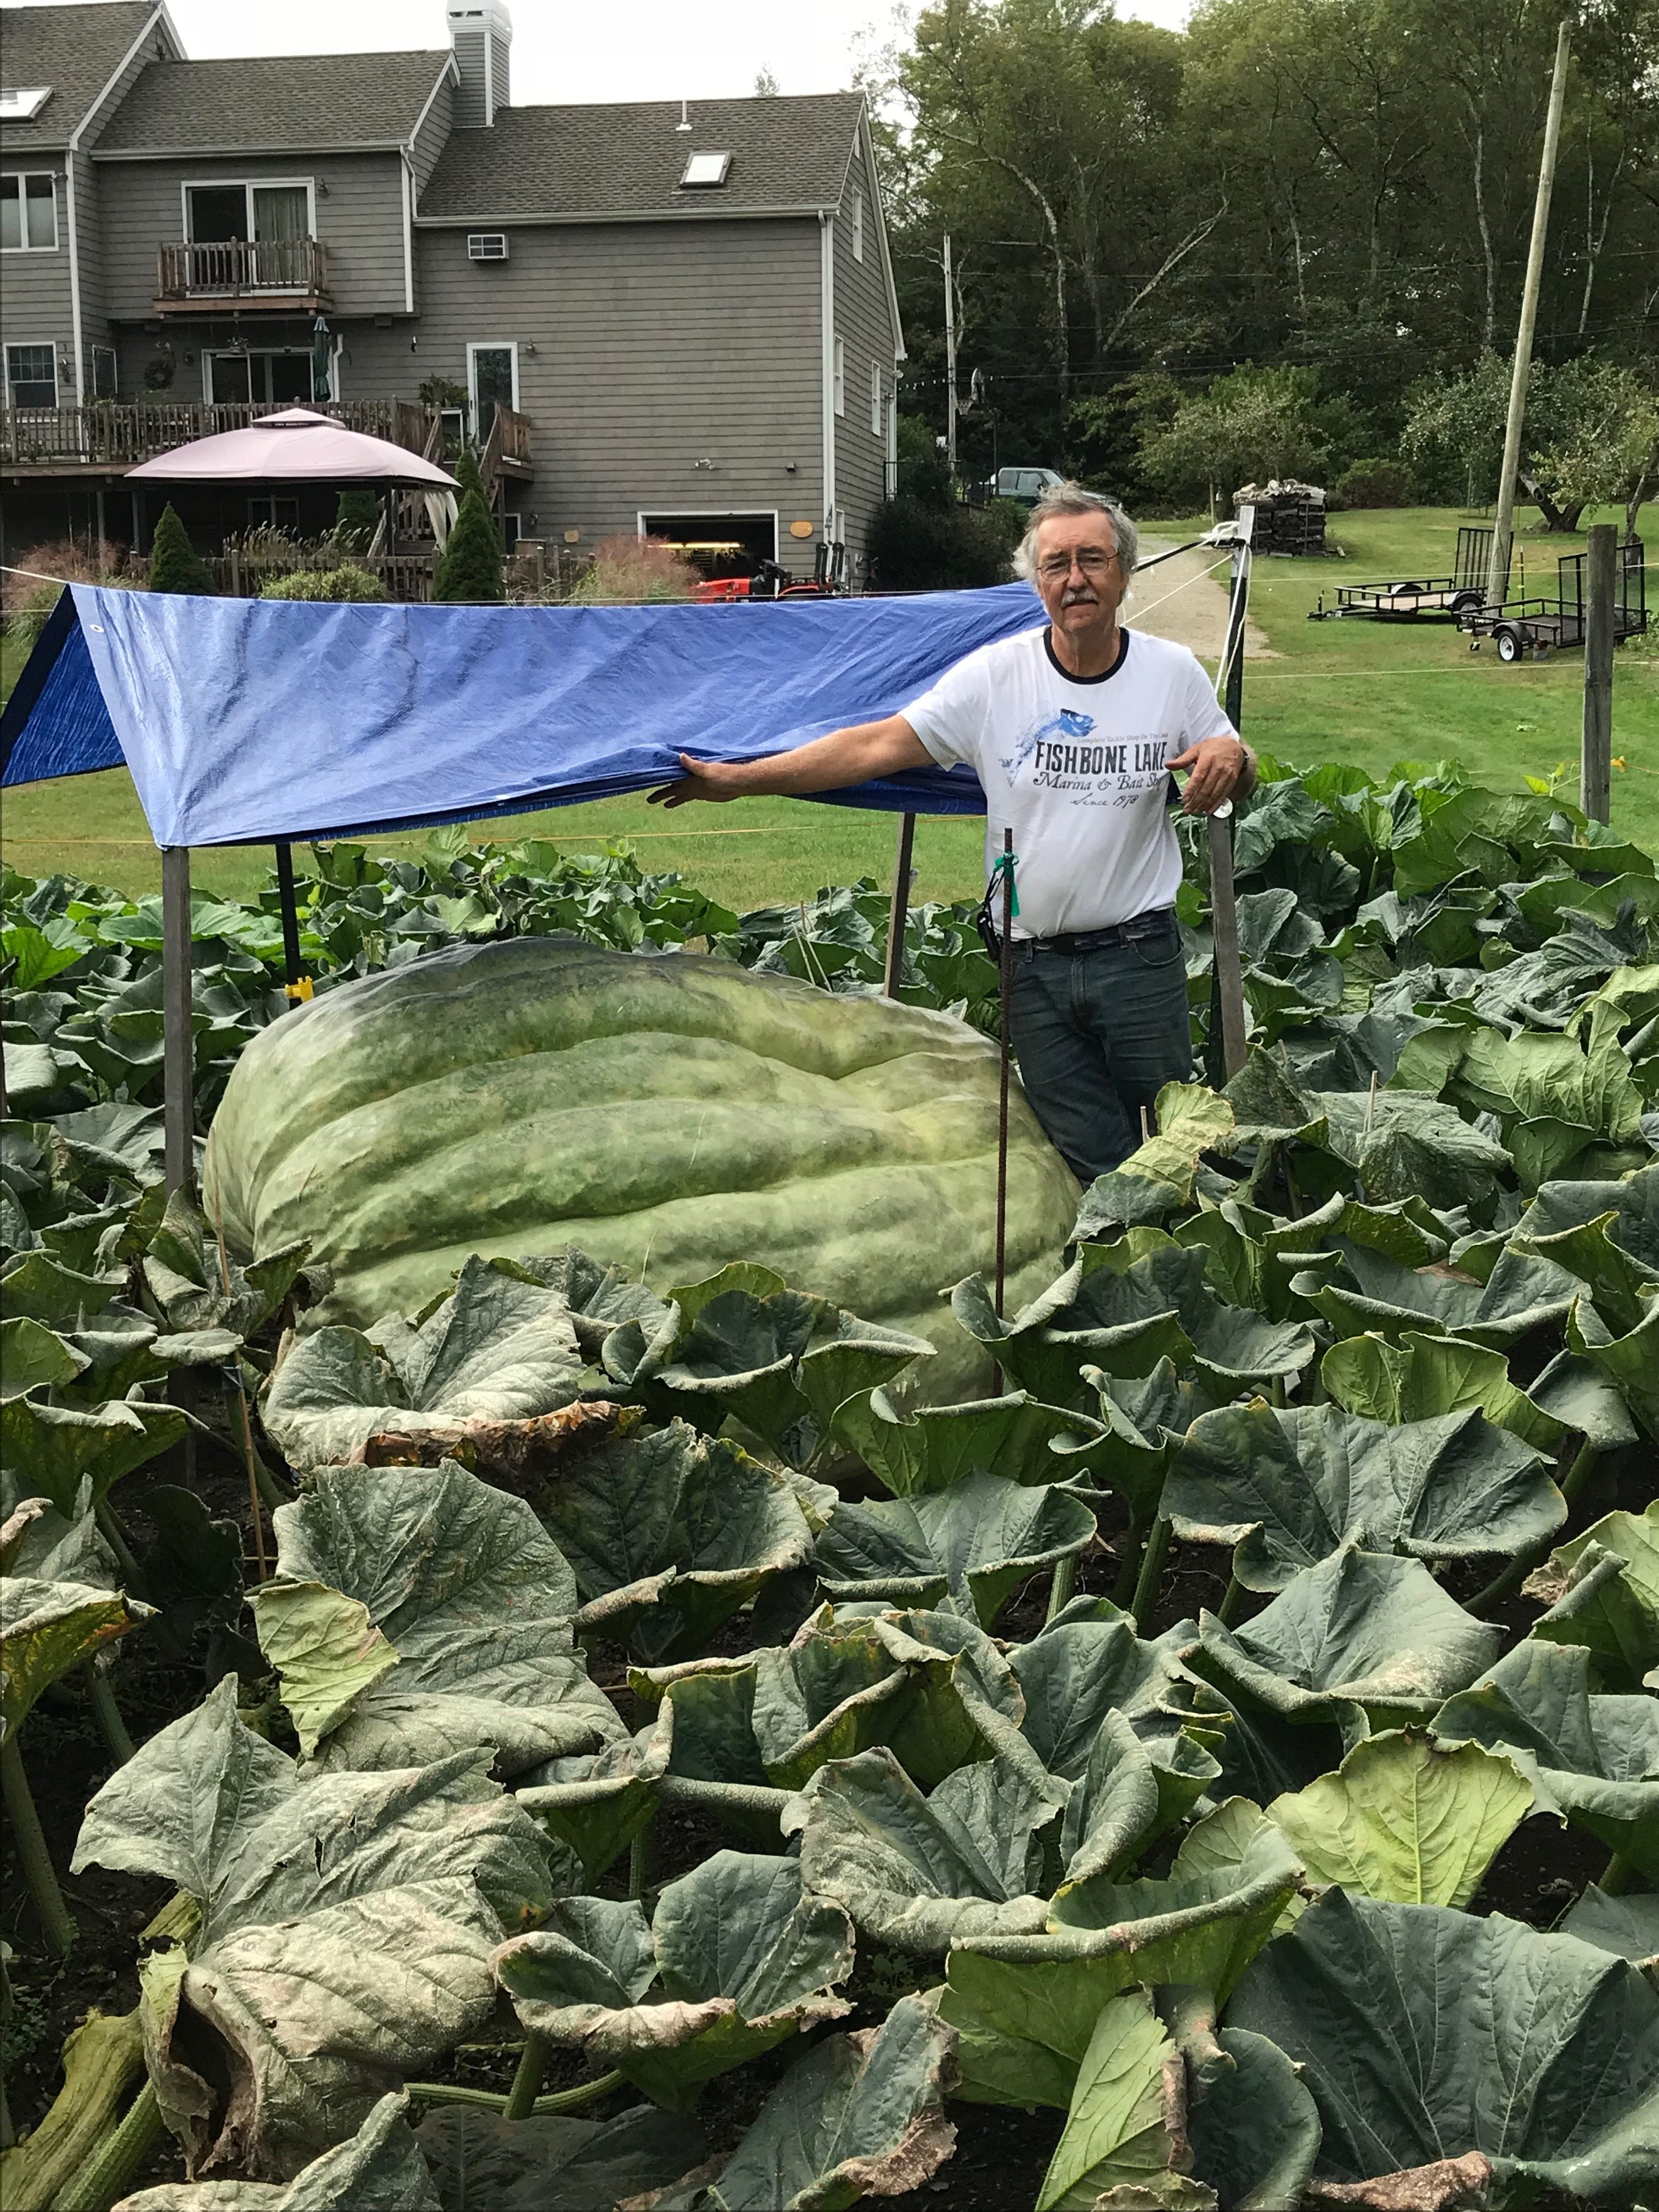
[1000,706,1096,782]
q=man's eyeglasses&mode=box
[1036,549,1118,582]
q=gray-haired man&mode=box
[648,484,1253,1184]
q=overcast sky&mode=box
[59,0,1195,105]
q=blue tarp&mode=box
[0,581,1049,845]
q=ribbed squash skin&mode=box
[204,939,1079,1396]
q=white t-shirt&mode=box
[903,625,1237,938]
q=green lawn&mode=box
[3,504,1655,906]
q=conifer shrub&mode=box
[146,503,214,595]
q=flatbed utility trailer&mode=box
[1310,526,1496,623]
[1459,539,1646,663]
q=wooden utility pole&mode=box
[161,846,195,1194]
[1581,522,1617,825]
[943,232,957,482]
[1486,18,1572,610]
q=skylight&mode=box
[0,87,53,120]
[680,151,732,189]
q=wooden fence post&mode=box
[162,846,194,1195]
[883,813,917,998]
[1581,522,1617,826]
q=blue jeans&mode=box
[1008,912,1193,1183]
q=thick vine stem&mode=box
[407,2069,624,2115]
[84,1664,136,1765]
[0,2011,147,2212]
[1045,1553,1077,1623]
[1598,1850,1636,1897]
[0,1735,76,1956]
[629,1815,654,1901]
[1129,1515,1170,1630]
[503,2030,550,2120]
[53,2081,164,2212]
[1215,1575,1245,1628]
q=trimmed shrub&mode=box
[261,565,389,603]
[333,488,381,552]
[147,502,214,595]
[432,486,505,603]
[867,495,1023,591]
[1336,457,1415,509]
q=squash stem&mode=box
[92,1500,141,1588]
[1215,1576,1245,1628]
[52,2080,163,2212]
[0,1735,76,1955]
[629,1816,653,1901]
[503,2030,550,2120]
[1129,1516,1170,1632]
[1046,1555,1077,1624]
[1598,1850,1637,1897]
[408,2070,624,2115]
[1111,1514,1144,1609]
[83,1664,136,1765]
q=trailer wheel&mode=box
[1496,627,1523,664]
[1450,591,1482,616]
[1389,580,1427,597]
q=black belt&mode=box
[1018,907,1177,956]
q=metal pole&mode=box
[883,813,917,999]
[994,827,1013,1319]
[161,845,194,1195]
[1581,522,1617,826]
[943,233,957,484]
[1208,511,1251,1084]
[273,842,304,994]
[1486,17,1573,610]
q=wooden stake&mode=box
[161,845,194,1196]
[994,828,1014,1319]
[883,812,917,998]
[1581,523,1617,826]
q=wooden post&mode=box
[994,828,1014,1319]
[883,813,917,999]
[273,842,304,994]
[1209,808,1248,1082]
[1486,16,1573,610]
[1581,522,1617,826]
[161,845,194,1195]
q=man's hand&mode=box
[1169,733,1251,815]
[647,755,749,808]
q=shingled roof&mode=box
[93,49,453,154]
[0,1,162,149]
[416,92,866,221]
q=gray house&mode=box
[0,1,904,583]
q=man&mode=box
[648,483,1253,1184]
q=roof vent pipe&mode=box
[676,99,691,132]
[446,1,512,128]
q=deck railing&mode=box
[156,236,330,302]
[0,398,439,469]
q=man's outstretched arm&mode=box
[646,714,933,808]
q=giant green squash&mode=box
[204,940,1079,1397]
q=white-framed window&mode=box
[5,342,58,407]
[183,178,315,245]
[467,232,509,261]
[833,336,845,417]
[2,173,58,252]
[851,185,864,263]
[91,345,117,399]
[870,360,882,438]
[467,340,518,437]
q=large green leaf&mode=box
[1,1571,151,1742]
[1568,1292,1659,1440]
[114,2091,439,2211]
[1431,1639,1659,1876]
[414,2103,704,2212]
[1194,1545,1502,1733]
[262,1256,586,1472]
[0,1394,191,1518]
[1226,1888,1659,2207]
[1319,1328,1563,1446]
[0,1314,89,1400]
[492,1849,854,2109]
[1184,2025,1322,2212]
[647,1991,958,2212]
[1525,1501,1659,1688]
[1035,1990,1211,2212]
[782,1749,1058,1955]
[609,1263,934,1468]
[939,1802,1301,2108]
[1297,1239,1579,1350]
[250,1459,619,1774]
[828,1387,1096,1499]
[1561,1886,1659,1976]
[1071,1081,1237,1242]
[1007,1595,1227,1781]
[73,1677,551,2179]
[143,1188,308,1337]
[535,1419,816,1663]
[515,1706,675,1884]
[1267,1728,1531,1907]
[814,1472,1094,1628]
[1164,1400,1561,1593]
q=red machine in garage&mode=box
[687,544,848,602]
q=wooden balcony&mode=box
[0,398,441,476]
[155,236,331,312]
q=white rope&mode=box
[1125,549,1234,625]
[0,561,86,586]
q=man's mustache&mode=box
[1060,586,1098,606]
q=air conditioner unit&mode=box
[467,233,509,262]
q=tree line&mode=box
[862,0,1658,520]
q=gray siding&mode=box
[349,215,827,575]
[829,126,899,578]
[0,164,73,386]
[92,150,409,320]
[409,71,453,196]
[74,19,176,381]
